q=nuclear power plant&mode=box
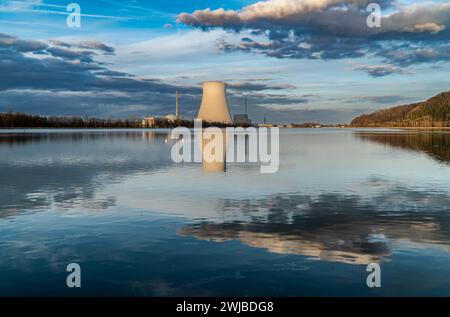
[196,81,232,124]
[142,80,252,128]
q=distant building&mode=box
[233,98,252,125]
[141,91,182,127]
[165,114,178,122]
[258,123,273,128]
[233,114,251,125]
[142,116,157,128]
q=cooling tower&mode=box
[197,81,232,123]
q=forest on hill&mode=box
[351,91,450,127]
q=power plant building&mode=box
[143,81,253,128]
[196,81,232,124]
[233,98,251,125]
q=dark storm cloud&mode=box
[178,0,450,76]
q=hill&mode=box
[351,91,450,127]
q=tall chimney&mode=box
[175,91,179,117]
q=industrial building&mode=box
[233,98,252,125]
[143,82,254,127]
[141,91,181,128]
[196,81,232,123]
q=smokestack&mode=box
[244,98,248,115]
[196,81,232,123]
[176,91,179,118]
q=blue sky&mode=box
[1,0,450,123]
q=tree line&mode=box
[0,112,253,129]
[0,112,140,128]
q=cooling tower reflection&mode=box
[201,128,230,172]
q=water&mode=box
[0,128,449,296]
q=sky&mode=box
[1,0,450,124]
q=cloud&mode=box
[0,33,192,94]
[0,0,132,20]
[0,32,47,52]
[45,47,97,63]
[179,183,450,264]
[177,0,450,74]
[228,82,296,92]
[178,0,373,29]
[376,44,450,67]
[343,95,413,105]
[0,0,43,13]
[178,0,449,36]
[50,40,115,54]
[408,22,446,34]
[0,32,313,120]
[0,32,199,117]
[95,70,134,77]
[353,64,412,77]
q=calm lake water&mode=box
[0,128,449,296]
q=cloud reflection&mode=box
[179,187,450,265]
[0,131,172,216]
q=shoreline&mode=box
[0,125,450,130]
[348,126,450,130]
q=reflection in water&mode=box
[354,131,450,163]
[179,185,450,265]
[176,128,256,173]
[1,129,450,296]
[201,129,229,172]
[200,129,256,173]
[0,130,173,217]
[0,130,169,146]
